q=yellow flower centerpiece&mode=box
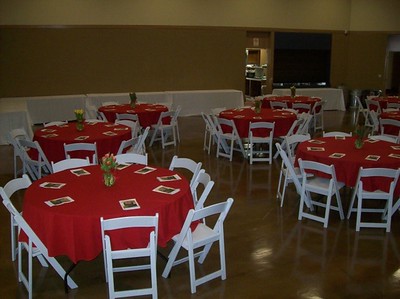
[74,109,85,131]
[100,153,117,187]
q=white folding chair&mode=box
[51,158,90,173]
[201,112,218,154]
[169,155,202,188]
[380,118,400,140]
[115,119,139,139]
[115,153,148,166]
[214,117,246,161]
[64,142,98,164]
[190,169,215,210]
[298,159,345,228]
[149,110,177,148]
[312,101,324,132]
[292,102,311,114]
[43,121,68,127]
[248,121,275,164]
[270,101,288,109]
[116,113,142,135]
[354,96,369,125]
[8,128,31,178]
[0,175,38,262]
[2,199,77,298]
[162,198,234,294]
[18,139,52,180]
[275,136,313,208]
[347,167,400,232]
[100,214,159,299]
[322,131,352,137]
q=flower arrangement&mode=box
[354,124,367,149]
[74,109,85,131]
[100,153,117,186]
[290,86,296,98]
[129,92,137,108]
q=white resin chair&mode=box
[275,135,312,208]
[347,167,400,232]
[214,117,246,161]
[18,139,52,180]
[322,131,352,137]
[115,153,148,166]
[190,169,215,210]
[51,157,90,173]
[2,199,77,299]
[64,142,98,164]
[149,110,178,148]
[8,128,31,178]
[248,121,275,164]
[115,119,139,139]
[100,214,159,299]
[298,159,345,228]
[162,198,234,294]
[169,155,202,188]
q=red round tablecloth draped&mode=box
[22,164,194,263]
[98,103,168,126]
[261,95,321,110]
[219,107,297,138]
[296,136,400,194]
[34,122,131,163]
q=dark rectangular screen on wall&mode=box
[273,32,332,88]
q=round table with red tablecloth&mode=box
[98,103,168,126]
[22,164,194,263]
[219,107,297,138]
[34,122,131,163]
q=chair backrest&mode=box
[322,131,352,137]
[275,143,302,195]
[115,153,148,165]
[270,101,288,109]
[43,121,68,127]
[292,103,311,113]
[169,155,202,187]
[365,98,382,113]
[64,142,98,164]
[190,170,215,210]
[285,133,311,163]
[380,118,400,137]
[298,158,339,195]
[116,113,139,122]
[51,158,90,173]
[18,139,52,179]
[248,121,275,139]
[0,174,32,200]
[115,119,139,138]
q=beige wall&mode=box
[0,0,399,97]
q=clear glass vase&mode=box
[103,172,115,187]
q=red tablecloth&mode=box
[380,111,400,136]
[372,96,400,109]
[98,103,168,126]
[22,164,194,263]
[262,95,321,110]
[34,122,131,163]
[219,107,297,138]
[296,136,400,193]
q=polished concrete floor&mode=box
[1,110,400,298]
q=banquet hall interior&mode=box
[1,1,400,298]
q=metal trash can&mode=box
[350,89,361,108]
